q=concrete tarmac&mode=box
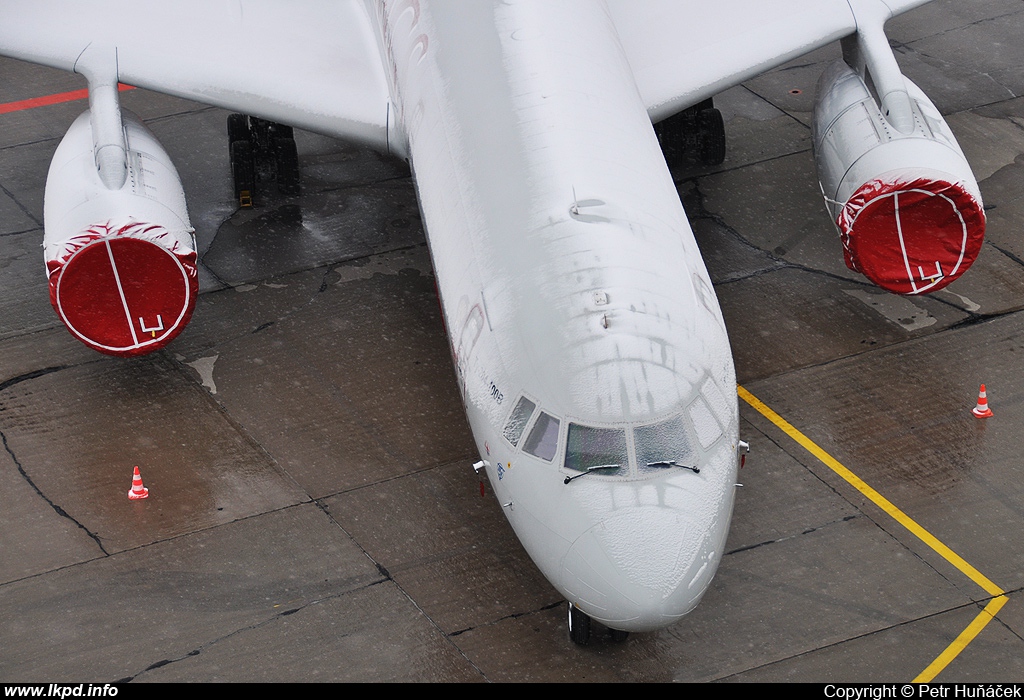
[1,0,1022,682]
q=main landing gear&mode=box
[567,602,630,645]
[227,113,300,207]
[653,97,726,168]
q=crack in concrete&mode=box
[899,9,1024,47]
[123,577,392,682]
[312,171,414,197]
[0,179,42,228]
[737,83,814,132]
[308,496,490,681]
[174,246,437,471]
[449,600,564,638]
[893,36,1019,104]
[988,241,1024,269]
[993,586,1024,645]
[685,177,789,269]
[0,226,41,238]
[183,242,429,360]
[725,514,860,556]
[947,304,1024,332]
[0,365,69,393]
[0,427,108,556]
[0,136,60,154]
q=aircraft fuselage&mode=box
[376,0,740,632]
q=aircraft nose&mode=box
[559,504,720,632]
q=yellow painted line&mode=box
[737,385,1008,680]
[913,595,1009,683]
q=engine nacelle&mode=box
[813,60,985,295]
[44,110,197,356]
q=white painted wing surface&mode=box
[0,0,390,148]
[608,0,933,121]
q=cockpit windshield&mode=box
[634,415,698,476]
[564,424,627,477]
[507,382,729,481]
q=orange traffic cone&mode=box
[128,465,149,500]
[972,384,994,418]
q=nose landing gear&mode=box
[567,601,591,645]
[567,602,630,645]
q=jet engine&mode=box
[44,110,197,356]
[812,60,985,295]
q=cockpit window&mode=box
[634,416,697,476]
[564,424,627,476]
[701,377,733,429]
[689,395,723,448]
[523,411,560,462]
[502,396,537,447]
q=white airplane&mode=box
[0,0,984,643]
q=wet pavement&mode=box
[1,1,1022,682]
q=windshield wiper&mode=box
[646,460,700,474]
[563,464,620,484]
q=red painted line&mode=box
[0,83,135,115]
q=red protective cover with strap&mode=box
[836,177,985,295]
[48,223,198,356]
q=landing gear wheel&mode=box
[271,123,294,140]
[226,114,301,203]
[275,137,301,195]
[230,140,255,208]
[696,108,726,165]
[227,113,250,145]
[654,112,688,169]
[654,98,725,168]
[567,602,591,646]
[609,628,630,643]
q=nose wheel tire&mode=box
[609,628,630,643]
[567,602,592,645]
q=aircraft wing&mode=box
[608,0,933,121]
[0,0,391,149]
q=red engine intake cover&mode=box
[49,237,197,356]
[837,177,985,295]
